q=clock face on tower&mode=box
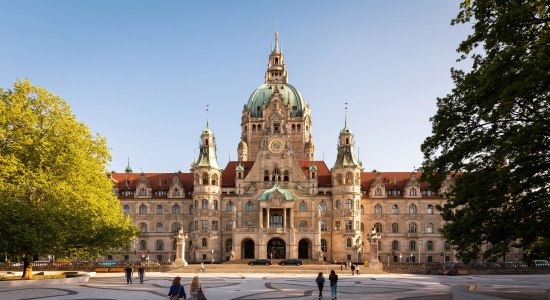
[269,139,284,154]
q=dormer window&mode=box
[375,188,382,196]
[140,188,146,196]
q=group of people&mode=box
[124,266,145,284]
[340,261,360,275]
[167,276,207,300]
[316,270,339,299]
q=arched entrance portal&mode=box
[298,239,311,259]
[267,238,286,259]
[242,239,255,259]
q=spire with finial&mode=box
[125,157,133,173]
[345,102,348,128]
[205,104,210,128]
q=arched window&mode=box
[202,173,209,185]
[156,204,164,214]
[426,223,434,233]
[189,204,194,214]
[335,200,341,210]
[291,124,296,132]
[123,204,130,215]
[272,168,281,181]
[336,174,343,185]
[213,200,218,210]
[392,223,399,233]
[346,199,352,209]
[345,172,353,184]
[409,188,417,196]
[140,188,146,196]
[319,201,327,212]
[156,222,164,233]
[299,201,307,212]
[245,201,254,211]
[427,204,434,214]
[252,124,256,132]
[320,220,327,231]
[375,188,382,196]
[374,223,382,233]
[172,204,181,214]
[202,238,207,247]
[226,201,234,212]
[409,204,417,214]
[391,240,399,251]
[140,222,147,233]
[202,199,209,209]
[139,204,147,214]
[360,205,364,214]
[408,223,417,233]
[140,240,147,250]
[374,204,382,214]
[172,222,181,233]
[299,220,307,228]
[211,174,218,185]
[391,204,399,214]
[426,240,434,251]
[226,220,233,231]
[264,170,269,181]
[245,220,254,228]
[346,238,352,248]
[173,239,177,250]
[321,239,328,252]
[283,170,289,181]
[156,240,164,250]
[409,240,416,251]
[225,239,233,252]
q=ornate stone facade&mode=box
[109,33,464,265]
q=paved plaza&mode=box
[1,267,550,300]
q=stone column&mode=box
[267,208,270,228]
[260,208,263,228]
[283,208,287,229]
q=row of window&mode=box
[121,188,182,197]
[374,187,436,197]
[126,201,437,216]
[334,172,360,186]
[263,169,290,182]
[372,222,436,234]
[374,204,435,214]
[195,173,219,186]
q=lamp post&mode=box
[366,228,382,269]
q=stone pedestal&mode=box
[174,230,188,267]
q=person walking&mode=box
[351,263,356,276]
[138,266,145,283]
[189,275,206,300]
[124,266,133,284]
[315,272,325,299]
[340,262,343,271]
[329,270,339,300]
[167,276,187,300]
[355,264,360,275]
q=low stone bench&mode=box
[109,267,125,272]
[94,268,109,273]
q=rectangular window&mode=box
[335,221,341,231]
[202,220,209,230]
[212,221,218,231]
[345,220,352,230]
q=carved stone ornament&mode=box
[269,190,285,206]
[367,213,389,221]
[402,214,424,221]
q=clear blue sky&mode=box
[0,1,471,173]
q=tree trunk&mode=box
[21,258,32,280]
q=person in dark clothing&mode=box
[124,266,133,284]
[351,264,356,276]
[168,276,187,299]
[315,272,325,299]
[329,270,339,300]
[138,266,145,283]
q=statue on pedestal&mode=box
[174,229,188,266]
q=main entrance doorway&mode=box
[242,239,255,259]
[298,239,310,259]
[267,238,286,259]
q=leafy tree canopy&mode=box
[0,79,138,261]
[421,0,550,262]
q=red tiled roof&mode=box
[298,160,332,187]
[221,161,255,187]
[111,172,194,192]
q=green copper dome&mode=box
[247,83,306,117]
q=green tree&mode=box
[0,80,138,278]
[421,0,550,263]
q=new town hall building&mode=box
[110,33,457,265]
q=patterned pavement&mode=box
[1,271,549,300]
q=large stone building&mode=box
[110,33,457,265]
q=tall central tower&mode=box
[238,32,314,162]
